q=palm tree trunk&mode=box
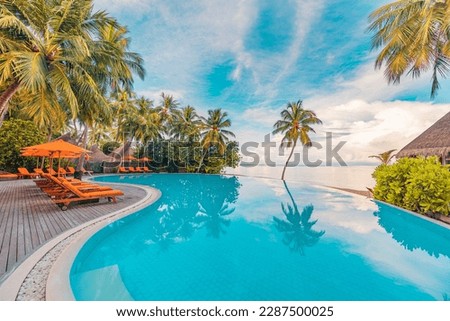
[196,148,208,173]
[76,125,89,176]
[0,81,21,127]
[281,141,297,181]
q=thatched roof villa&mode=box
[397,111,450,165]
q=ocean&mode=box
[225,165,376,190]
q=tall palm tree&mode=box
[272,100,322,180]
[369,149,397,165]
[197,108,235,172]
[74,21,145,173]
[368,0,450,98]
[0,0,115,127]
[170,105,202,142]
[133,97,162,143]
[112,89,137,142]
[155,92,180,135]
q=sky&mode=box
[94,0,450,165]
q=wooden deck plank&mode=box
[0,178,147,278]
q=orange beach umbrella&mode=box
[21,139,89,156]
[21,139,90,175]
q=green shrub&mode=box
[0,119,46,172]
[372,157,450,216]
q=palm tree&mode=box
[0,0,116,127]
[369,149,397,165]
[197,109,235,172]
[155,92,180,135]
[170,105,202,142]
[133,97,162,143]
[368,0,450,98]
[112,89,138,142]
[272,100,322,180]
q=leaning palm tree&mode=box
[197,109,235,172]
[369,149,397,165]
[0,0,115,127]
[272,100,322,180]
[368,0,450,98]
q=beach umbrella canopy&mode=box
[21,139,90,175]
[21,139,90,157]
[138,157,151,161]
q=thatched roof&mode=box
[397,111,450,158]
[109,141,134,160]
[89,145,114,162]
[56,133,79,146]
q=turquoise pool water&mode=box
[70,174,450,301]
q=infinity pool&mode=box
[70,174,450,300]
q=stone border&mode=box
[0,182,161,301]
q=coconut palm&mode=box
[155,92,180,134]
[0,0,116,127]
[369,149,397,165]
[74,20,145,170]
[197,108,235,172]
[272,100,322,180]
[368,0,450,98]
[133,97,162,143]
[170,105,202,142]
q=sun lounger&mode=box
[66,166,92,176]
[81,167,93,176]
[53,180,124,210]
[46,167,58,176]
[0,171,18,180]
[17,168,40,179]
[142,166,152,173]
[118,167,129,173]
[135,167,146,173]
[34,168,45,176]
[58,168,67,177]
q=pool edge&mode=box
[45,184,161,301]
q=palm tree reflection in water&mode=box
[273,181,325,255]
[147,175,241,249]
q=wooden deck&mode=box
[0,178,147,278]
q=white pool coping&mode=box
[0,182,161,301]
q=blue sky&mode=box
[94,0,450,164]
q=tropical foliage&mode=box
[273,99,322,180]
[135,102,239,174]
[0,118,46,172]
[369,149,397,165]
[0,1,239,174]
[368,0,450,98]
[372,157,450,216]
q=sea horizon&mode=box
[226,164,376,190]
